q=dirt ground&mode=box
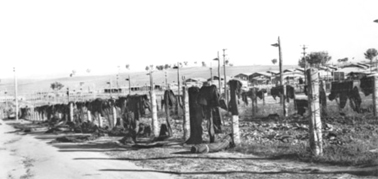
[0,119,174,179]
[1,119,378,179]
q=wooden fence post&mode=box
[373,75,378,117]
[262,90,265,106]
[251,89,255,117]
[31,107,34,121]
[164,92,172,135]
[183,87,190,141]
[229,80,241,146]
[151,91,159,137]
[283,84,287,117]
[254,89,258,115]
[69,102,74,122]
[307,68,323,156]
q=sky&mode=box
[1,0,378,79]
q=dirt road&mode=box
[0,120,175,179]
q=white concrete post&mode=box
[307,68,323,156]
[232,115,240,145]
[151,91,159,137]
[373,76,378,117]
[112,107,117,127]
[183,87,190,141]
[87,110,92,122]
[69,102,74,122]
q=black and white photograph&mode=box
[1,0,378,178]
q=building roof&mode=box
[235,72,253,77]
[266,70,280,75]
[185,77,207,83]
[249,72,272,79]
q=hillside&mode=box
[1,65,297,96]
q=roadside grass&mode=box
[233,94,378,167]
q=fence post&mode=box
[229,80,241,146]
[283,84,287,117]
[151,91,159,137]
[373,76,378,117]
[112,106,117,127]
[307,68,323,156]
[251,89,256,117]
[87,110,92,122]
[254,88,258,115]
[164,91,173,135]
[262,90,265,105]
[98,115,103,128]
[69,102,74,122]
[183,87,190,141]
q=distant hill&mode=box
[0,65,297,96]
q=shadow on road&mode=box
[74,156,273,161]
[98,168,378,177]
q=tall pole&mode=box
[128,75,131,95]
[217,51,221,94]
[278,37,286,117]
[278,38,283,86]
[302,45,307,85]
[165,70,168,89]
[150,71,154,92]
[223,49,228,105]
[14,67,18,121]
[177,62,181,96]
[109,80,112,98]
[210,67,213,83]
[117,66,120,89]
[149,71,159,137]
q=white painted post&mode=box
[112,107,117,127]
[183,87,190,141]
[232,115,240,145]
[283,84,287,117]
[251,89,255,117]
[87,110,92,122]
[69,102,74,122]
[98,115,103,127]
[151,91,159,137]
[307,68,323,156]
[373,76,378,117]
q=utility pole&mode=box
[129,75,131,95]
[272,37,286,117]
[117,66,120,89]
[210,67,213,84]
[14,67,18,121]
[177,62,181,96]
[302,45,308,85]
[150,71,154,94]
[223,49,228,106]
[165,70,168,89]
[109,80,112,98]
[278,37,286,117]
[217,51,221,94]
[117,66,120,96]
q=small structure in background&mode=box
[184,78,206,87]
